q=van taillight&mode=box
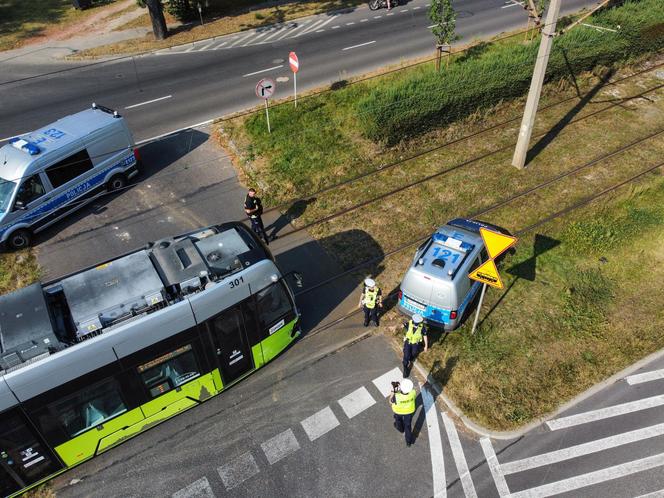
[450,310,458,320]
[133,148,141,162]
[397,290,402,301]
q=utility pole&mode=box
[511,0,561,169]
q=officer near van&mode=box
[390,378,417,447]
[359,278,382,327]
[402,314,428,377]
[244,188,270,245]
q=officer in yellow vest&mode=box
[359,278,382,327]
[390,378,417,447]
[402,314,428,377]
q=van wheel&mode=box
[107,174,127,192]
[7,229,32,250]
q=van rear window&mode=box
[46,149,94,188]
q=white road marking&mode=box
[275,21,308,40]
[295,18,326,37]
[635,490,664,498]
[217,452,260,490]
[213,41,228,49]
[332,25,340,29]
[412,5,421,9]
[501,2,521,7]
[199,41,216,50]
[301,406,340,441]
[172,477,215,498]
[360,18,369,22]
[261,428,300,465]
[502,422,664,475]
[626,368,664,385]
[510,452,664,498]
[427,24,436,28]
[342,40,376,51]
[136,118,214,145]
[125,95,172,110]
[242,64,284,77]
[298,16,337,36]
[346,22,355,25]
[372,367,403,397]
[421,385,446,498]
[442,412,477,498]
[316,29,325,32]
[399,8,409,12]
[374,15,382,18]
[242,30,269,46]
[547,394,664,431]
[228,31,255,48]
[262,27,286,42]
[338,386,376,419]
[480,438,510,497]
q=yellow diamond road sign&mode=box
[468,228,518,289]
[469,259,503,289]
[480,227,517,260]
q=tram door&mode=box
[0,409,61,496]
[208,306,254,385]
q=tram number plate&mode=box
[229,276,245,288]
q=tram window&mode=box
[137,344,201,398]
[256,282,292,329]
[51,379,127,438]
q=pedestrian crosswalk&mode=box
[172,361,664,497]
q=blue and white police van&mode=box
[397,218,506,331]
[0,104,139,249]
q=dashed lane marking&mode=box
[217,452,260,490]
[172,477,216,498]
[332,25,340,29]
[480,438,510,497]
[242,64,284,78]
[125,95,172,110]
[261,428,300,465]
[635,490,664,498]
[372,367,402,397]
[374,15,382,18]
[422,385,446,498]
[342,40,376,51]
[442,412,477,498]
[346,22,355,25]
[626,368,664,385]
[502,422,664,475]
[546,394,664,431]
[338,386,376,419]
[301,406,340,441]
[510,452,664,498]
[360,18,369,22]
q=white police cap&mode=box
[364,278,376,288]
[400,378,414,394]
[412,314,423,324]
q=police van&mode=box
[0,104,139,249]
[397,218,506,331]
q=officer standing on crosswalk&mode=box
[359,278,382,327]
[390,378,417,447]
[402,314,428,377]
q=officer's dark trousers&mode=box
[250,216,269,244]
[363,306,379,326]
[402,342,421,373]
[393,413,414,445]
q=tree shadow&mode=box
[266,197,317,239]
[455,41,491,63]
[526,65,616,164]
[476,234,560,328]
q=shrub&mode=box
[355,0,664,144]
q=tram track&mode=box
[297,129,664,339]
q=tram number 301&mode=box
[229,276,245,289]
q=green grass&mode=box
[0,0,116,51]
[0,250,41,294]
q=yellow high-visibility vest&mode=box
[392,390,416,415]
[405,321,423,344]
[364,287,379,309]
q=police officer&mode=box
[402,313,428,377]
[391,378,417,447]
[244,188,270,245]
[359,278,382,327]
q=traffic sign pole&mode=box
[294,72,297,108]
[264,99,271,133]
[255,77,276,133]
[471,283,487,335]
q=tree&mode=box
[144,0,168,40]
[428,0,458,70]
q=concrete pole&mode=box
[512,0,562,169]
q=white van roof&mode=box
[0,106,124,183]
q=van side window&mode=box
[46,150,94,188]
[50,378,127,438]
[15,174,46,208]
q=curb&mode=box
[415,345,664,440]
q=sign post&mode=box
[289,51,299,108]
[468,228,518,334]
[255,78,276,133]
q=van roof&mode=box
[0,107,122,183]
[416,222,484,281]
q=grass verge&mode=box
[0,250,41,294]
[77,0,364,57]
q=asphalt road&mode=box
[0,0,598,142]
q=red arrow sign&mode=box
[289,52,299,73]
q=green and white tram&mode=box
[0,222,301,497]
